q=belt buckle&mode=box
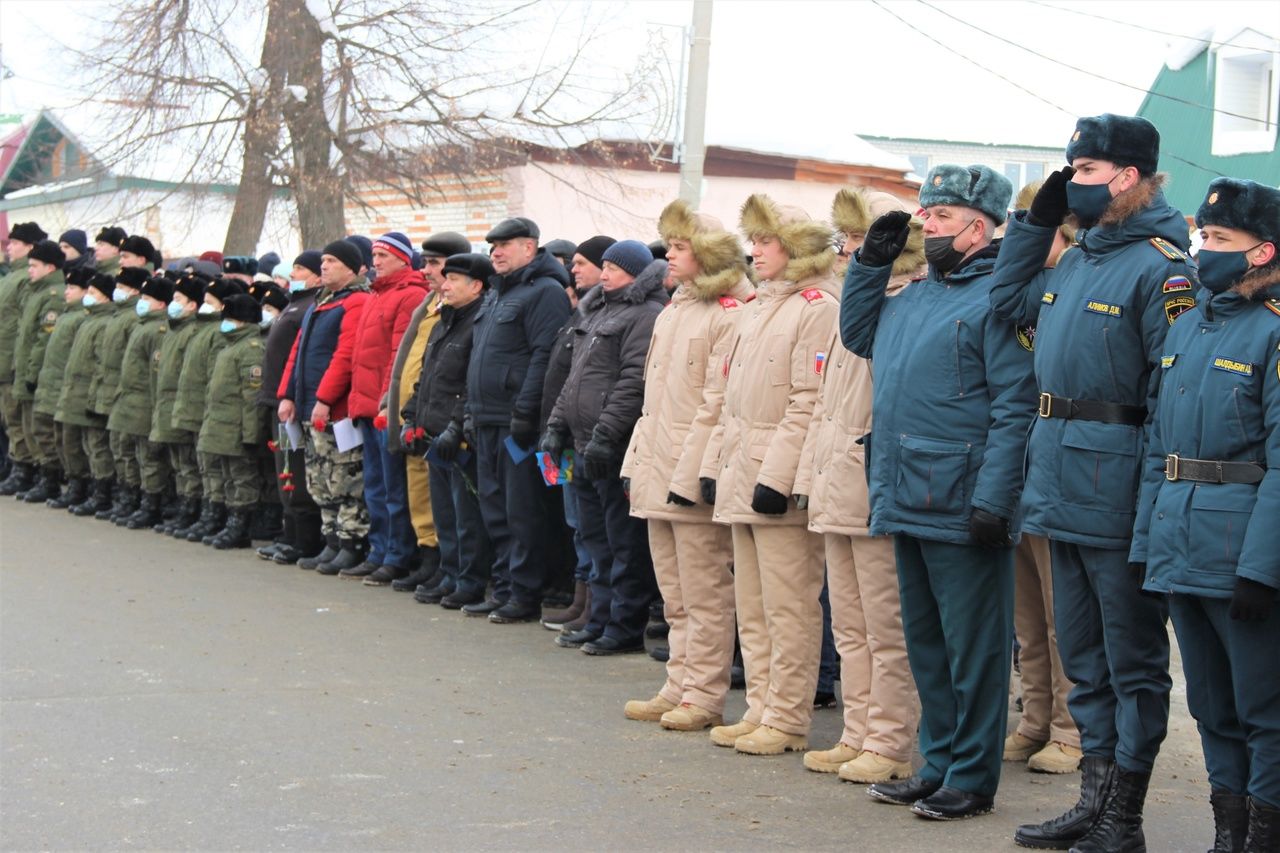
[1038,392,1053,418]
[1165,454,1179,481]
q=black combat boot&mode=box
[96,481,126,520]
[190,502,227,542]
[283,512,324,566]
[248,502,283,542]
[1016,755,1115,849]
[317,538,367,576]
[72,479,113,516]
[393,544,441,591]
[20,467,61,503]
[158,496,200,534]
[212,507,253,549]
[297,533,340,570]
[0,461,34,496]
[1068,767,1150,853]
[1244,798,1280,853]
[1209,789,1249,853]
[113,485,142,525]
[258,513,295,561]
[48,476,88,509]
[126,492,164,529]
[172,498,211,538]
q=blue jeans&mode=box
[563,485,593,584]
[358,420,417,570]
[428,452,491,597]
[574,474,656,644]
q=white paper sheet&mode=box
[332,418,363,452]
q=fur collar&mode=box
[1232,264,1280,300]
[785,248,837,283]
[1097,173,1167,228]
[580,259,669,311]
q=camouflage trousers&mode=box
[134,435,172,495]
[83,424,113,480]
[198,451,225,503]
[0,383,32,464]
[213,453,260,509]
[167,441,201,499]
[109,429,141,486]
[22,403,59,469]
[304,424,369,539]
[58,421,89,479]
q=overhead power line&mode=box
[1026,0,1280,55]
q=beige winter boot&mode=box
[1004,731,1047,762]
[1028,741,1083,774]
[803,742,860,773]
[660,703,723,731]
[734,725,807,755]
[837,750,914,783]
[710,719,758,747]
[623,695,677,722]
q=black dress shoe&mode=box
[488,601,541,623]
[581,635,644,656]
[648,645,669,662]
[868,774,943,806]
[271,544,302,565]
[813,689,838,709]
[645,620,669,639]
[392,566,433,592]
[910,786,995,820]
[461,597,504,617]
[440,588,484,610]
[414,581,453,604]
[555,628,599,649]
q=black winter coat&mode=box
[258,286,321,407]
[548,259,668,451]
[403,296,482,436]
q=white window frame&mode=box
[1211,40,1280,157]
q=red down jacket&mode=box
[347,265,428,419]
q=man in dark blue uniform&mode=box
[842,164,1036,821]
[1133,178,1280,853]
[990,114,1191,851]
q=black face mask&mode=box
[925,219,976,275]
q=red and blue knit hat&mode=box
[373,232,414,264]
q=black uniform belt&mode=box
[1165,455,1265,484]
[1038,393,1146,427]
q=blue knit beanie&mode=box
[601,239,653,278]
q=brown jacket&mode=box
[796,271,916,536]
[623,271,755,521]
[709,274,840,526]
[384,290,440,454]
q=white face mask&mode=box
[198,303,216,315]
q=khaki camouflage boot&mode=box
[660,703,722,732]
[624,695,676,722]
[1028,741,1083,774]
[734,725,807,755]
[803,741,860,773]
[710,719,758,748]
[1003,731,1046,762]
[837,750,914,783]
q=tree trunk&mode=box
[222,0,289,255]
[282,0,345,246]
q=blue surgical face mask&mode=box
[1196,245,1261,294]
[113,289,129,304]
[167,301,185,319]
[289,280,307,293]
[135,299,152,317]
[219,319,237,334]
[259,310,276,328]
[198,302,216,316]
[82,293,98,307]
[1065,171,1122,226]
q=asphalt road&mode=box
[1,499,1212,851]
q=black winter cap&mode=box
[140,276,174,304]
[87,272,116,300]
[544,238,576,260]
[95,226,127,248]
[1196,178,1280,247]
[421,231,472,258]
[485,217,540,243]
[574,235,615,269]
[323,239,364,275]
[28,240,66,269]
[345,235,373,269]
[249,281,289,311]
[65,266,93,287]
[206,277,247,304]
[8,222,48,244]
[175,273,207,304]
[120,234,156,260]
[221,293,262,324]
[222,255,258,276]
[59,229,88,255]
[116,267,150,290]
[293,250,322,277]
[1065,114,1160,177]
[442,252,496,284]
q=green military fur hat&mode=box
[919,164,1013,225]
[1195,178,1280,246]
[1065,114,1159,176]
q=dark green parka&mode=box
[55,301,117,426]
[196,323,269,456]
[106,308,168,436]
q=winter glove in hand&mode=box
[1229,577,1276,622]
[24,381,35,393]
[700,477,717,506]
[509,412,538,450]
[431,421,463,463]
[538,429,565,460]
[857,210,912,268]
[968,507,1011,547]
[462,412,475,446]
[751,483,789,515]
[1128,561,1147,591]
[667,491,695,507]
[621,477,631,499]
[1027,166,1075,227]
[582,435,617,481]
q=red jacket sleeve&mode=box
[278,332,301,401]
[316,293,370,406]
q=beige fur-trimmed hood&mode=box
[658,199,750,301]
[740,193,836,283]
[832,188,927,279]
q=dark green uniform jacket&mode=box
[0,256,31,383]
[171,314,226,434]
[197,324,269,456]
[150,312,203,444]
[56,301,118,426]
[34,301,88,416]
[13,269,66,401]
[106,309,169,436]
[89,295,140,416]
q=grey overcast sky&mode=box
[0,0,1274,165]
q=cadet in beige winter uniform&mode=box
[707,195,840,755]
[796,189,924,782]
[621,200,754,731]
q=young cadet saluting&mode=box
[842,165,1034,821]
[990,114,1190,852]
[1131,179,1280,853]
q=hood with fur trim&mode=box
[832,188,926,279]
[658,199,750,301]
[1232,264,1280,301]
[740,194,835,283]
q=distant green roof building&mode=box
[1138,26,1280,215]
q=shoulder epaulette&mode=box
[1149,237,1187,262]
[1265,298,1280,319]
[801,288,824,304]
[718,296,740,310]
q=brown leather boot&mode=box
[541,580,587,631]
[558,587,593,634]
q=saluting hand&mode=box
[1027,167,1075,227]
[858,210,912,268]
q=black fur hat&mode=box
[140,276,174,304]
[116,267,150,290]
[8,222,48,245]
[28,240,66,269]
[1196,178,1280,246]
[95,226,128,248]
[1065,114,1160,177]
[221,293,262,324]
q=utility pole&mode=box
[677,0,712,207]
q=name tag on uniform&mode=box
[1084,300,1123,317]
[1212,357,1253,376]
[1160,355,1177,369]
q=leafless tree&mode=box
[71,0,672,252]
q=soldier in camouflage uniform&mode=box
[172,277,243,541]
[150,272,209,533]
[92,227,126,280]
[12,240,69,503]
[108,275,172,530]
[197,294,270,549]
[0,221,48,496]
[62,273,121,516]
[90,266,145,520]
[35,266,91,508]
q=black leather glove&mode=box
[1027,166,1075,227]
[667,491,695,507]
[1230,577,1277,622]
[700,477,717,506]
[431,421,463,463]
[751,483,789,515]
[857,210,912,268]
[462,411,475,447]
[538,428,565,460]
[509,412,538,450]
[621,477,631,499]
[24,381,36,393]
[582,435,617,481]
[968,507,1011,548]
